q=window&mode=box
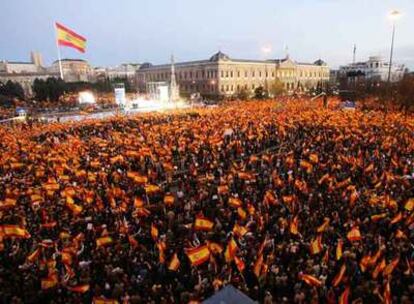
[221,85,224,92]
[195,71,198,79]
[272,72,274,77]
[189,71,193,78]
[259,71,262,77]
[226,85,229,91]
[230,71,233,78]
[252,71,255,77]
[237,84,240,90]
[231,85,233,91]
[221,71,224,78]
[226,71,229,78]
[245,71,248,77]
[237,71,240,78]
[266,71,268,78]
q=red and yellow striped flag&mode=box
[151,224,159,240]
[168,253,180,271]
[347,226,361,242]
[194,216,214,231]
[186,245,210,266]
[55,22,86,53]
[234,256,245,273]
[338,286,350,304]
[332,264,347,287]
[41,274,58,290]
[67,284,90,293]
[224,238,238,263]
[384,281,391,304]
[317,217,330,233]
[96,236,113,248]
[290,216,299,235]
[232,223,248,238]
[1,225,31,239]
[253,253,263,278]
[383,257,399,277]
[299,274,322,287]
[336,239,343,260]
[310,234,323,255]
[372,258,386,279]
[93,297,119,304]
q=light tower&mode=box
[169,54,179,102]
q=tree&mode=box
[33,78,48,101]
[268,78,285,97]
[46,77,65,102]
[32,77,66,102]
[254,86,268,99]
[0,80,25,99]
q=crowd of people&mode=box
[0,99,413,303]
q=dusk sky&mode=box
[1,0,413,69]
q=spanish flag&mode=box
[299,273,322,287]
[207,241,223,255]
[338,286,350,304]
[347,226,361,242]
[290,216,299,235]
[232,223,248,238]
[56,22,86,53]
[96,236,113,247]
[194,216,214,231]
[336,239,343,261]
[1,225,31,239]
[151,224,159,240]
[224,238,238,263]
[168,253,180,271]
[383,257,399,277]
[234,255,245,272]
[389,212,403,225]
[316,217,330,233]
[310,234,323,255]
[384,281,391,304]
[253,254,264,277]
[41,274,58,290]
[93,298,119,304]
[332,264,347,287]
[404,198,414,211]
[228,197,242,208]
[67,284,90,293]
[372,258,386,279]
[186,245,210,266]
[164,194,175,206]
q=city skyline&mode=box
[1,0,413,69]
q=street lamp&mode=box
[387,10,401,84]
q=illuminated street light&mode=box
[387,10,401,84]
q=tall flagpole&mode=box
[54,23,64,80]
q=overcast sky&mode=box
[1,0,413,69]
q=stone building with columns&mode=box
[136,51,329,98]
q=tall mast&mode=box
[170,54,178,101]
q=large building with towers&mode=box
[136,51,330,97]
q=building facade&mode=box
[136,52,330,97]
[339,56,405,83]
[50,59,94,82]
[0,52,59,96]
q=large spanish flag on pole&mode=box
[54,22,87,80]
[55,22,87,53]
